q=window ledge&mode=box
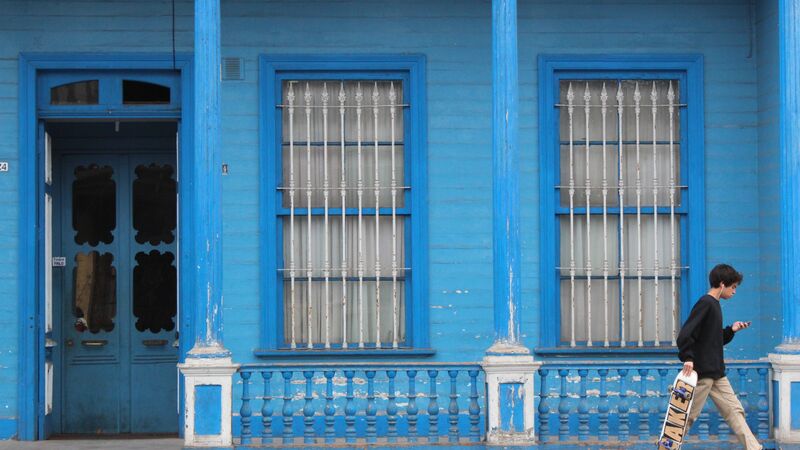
[535,346,678,357]
[254,348,436,358]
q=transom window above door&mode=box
[37,70,180,114]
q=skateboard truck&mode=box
[672,386,692,401]
[659,437,676,448]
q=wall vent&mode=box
[222,57,244,81]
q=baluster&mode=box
[468,369,480,442]
[657,368,669,440]
[757,367,769,439]
[323,371,335,443]
[717,369,730,439]
[366,370,377,443]
[240,370,252,444]
[638,368,649,440]
[407,369,419,442]
[282,371,294,444]
[618,368,629,442]
[261,371,273,443]
[303,371,315,443]
[344,370,356,443]
[738,366,755,435]
[448,370,459,442]
[428,370,440,443]
[387,370,398,442]
[558,368,570,441]
[578,369,589,441]
[538,369,551,441]
[598,369,609,441]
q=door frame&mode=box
[18,54,195,440]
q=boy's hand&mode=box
[682,361,694,377]
[732,321,752,332]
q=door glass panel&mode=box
[50,80,99,105]
[133,163,176,244]
[73,164,116,245]
[73,251,116,333]
[133,251,177,333]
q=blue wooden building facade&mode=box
[2,0,800,447]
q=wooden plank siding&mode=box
[0,0,779,426]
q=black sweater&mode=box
[676,294,735,379]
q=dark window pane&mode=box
[51,80,99,105]
[133,163,176,244]
[73,164,115,245]
[133,251,177,333]
[123,80,170,104]
[73,251,116,333]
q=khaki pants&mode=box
[686,376,761,450]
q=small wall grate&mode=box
[222,57,244,81]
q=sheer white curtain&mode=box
[558,79,681,346]
[280,80,406,348]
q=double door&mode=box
[56,152,178,434]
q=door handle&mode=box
[142,339,168,347]
[80,339,108,347]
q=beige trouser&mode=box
[686,376,761,450]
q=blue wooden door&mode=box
[59,152,178,434]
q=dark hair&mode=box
[709,264,743,288]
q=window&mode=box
[50,80,99,105]
[259,56,429,354]
[538,56,705,351]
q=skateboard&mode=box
[656,369,698,449]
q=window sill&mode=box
[535,346,678,357]
[254,348,436,358]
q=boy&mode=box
[676,263,760,450]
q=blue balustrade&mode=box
[234,363,484,445]
[232,361,770,446]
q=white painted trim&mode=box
[178,356,239,447]
[482,352,541,444]
[769,353,800,443]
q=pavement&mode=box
[0,438,183,450]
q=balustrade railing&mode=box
[234,362,484,446]
[536,360,772,445]
[233,360,771,447]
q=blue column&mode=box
[492,0,521,344]
[779,0,800,351]
[193,0,225,351]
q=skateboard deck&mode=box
[657,370,698,449]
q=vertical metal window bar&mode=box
[668,82,678,346]
[634,82,644,347]
[650,82,660,346]
[583,84,593,347]
[322,83,331,349]
[567,83,577,348]
[617,83,626,347]
[372,83,382,348]
[601,83,610,347]
[287,83,298,349]
[356,83,365,348]
[339,83,348,348]
[390,82,399,349]
[305,83,314,349]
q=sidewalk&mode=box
[0,438,182,449]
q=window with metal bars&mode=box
[538,56,706,351]
[259,56,429,354]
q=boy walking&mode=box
[676,263,761,450]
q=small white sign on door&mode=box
[52,257,66,267]
[0,162,8,172]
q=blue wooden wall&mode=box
[0,0,781,433]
